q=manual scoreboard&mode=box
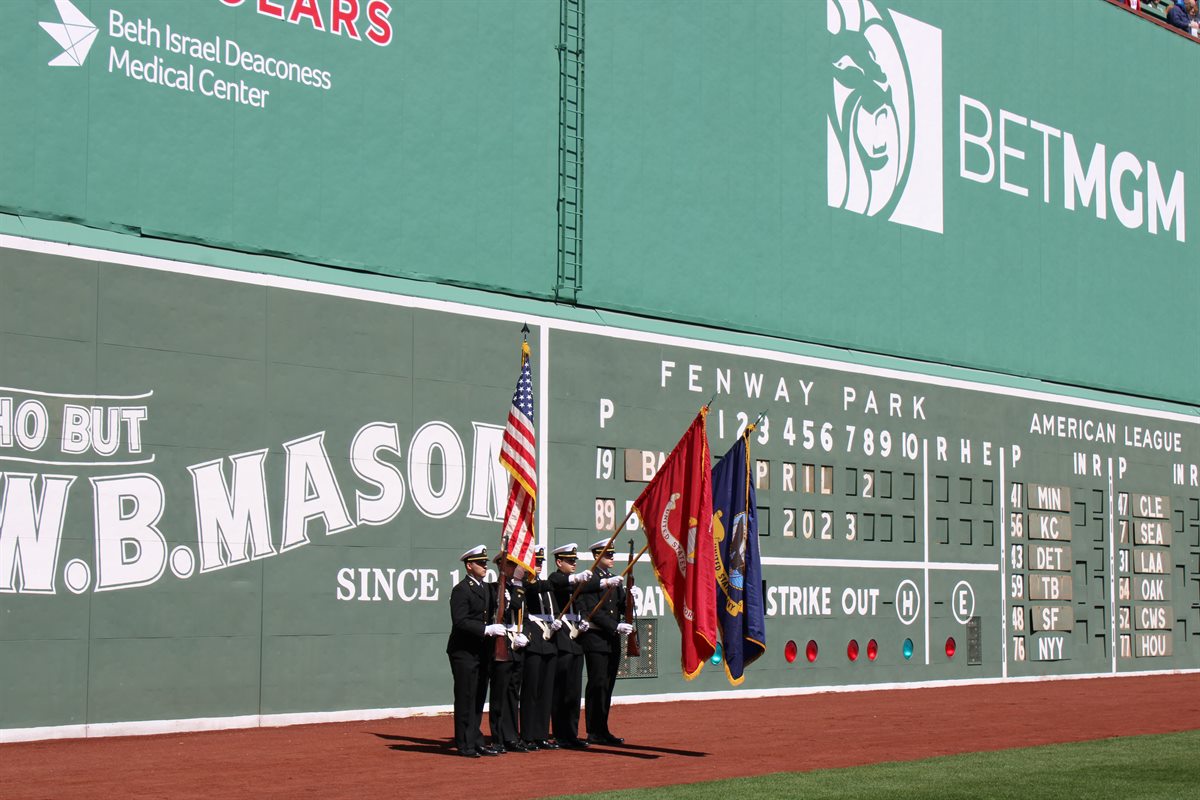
[550,327,1200,688]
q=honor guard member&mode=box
[519,547,559,751]
[447,546,506,757]
[578,538,635,746]
[548,543,592,749]
[488,553,528,753]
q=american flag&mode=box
[499,342,538,574]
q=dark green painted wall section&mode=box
[1,1,1197,404]
[0,240,1197,733]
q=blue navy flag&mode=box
[711,430,765,685]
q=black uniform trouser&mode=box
[520,649,556,742]
[584,642,620,738]
[552,651,584,741]
[489,658,521,745]
[449,651,489,753]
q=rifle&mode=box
[625,538,640,657]
[555,509,637,623]
[493,544,512,662]
[587,541,650,620]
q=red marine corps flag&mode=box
[498,331,538,576]
[633,407,717,679]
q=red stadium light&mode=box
[867,639,878,661]
[945,637,956,658]
[847,639,859,661]
[806,640,818,662]
[784,640,798,663]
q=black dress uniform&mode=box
[488,578,523,750]
[577,559,624,745]
[549,566,588,747]
[520,569,558,748]
[446,560,496,756]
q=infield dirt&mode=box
[3,674,1199,799]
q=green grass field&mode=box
[552,730,1200,799]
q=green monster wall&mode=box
[1,0,1200,740]
[0,233,1198,738]
[0,1,1197,402]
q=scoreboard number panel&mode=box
[547,327,1200,690]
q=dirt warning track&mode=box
[3,674,1199,799]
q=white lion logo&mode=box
[828,0,913,219]
[827,0,943,234]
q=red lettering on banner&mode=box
[289,0,326,30]
[331,0,361,39]
[258,0,286,20]
[220,0,390,46]
[366,0,392,46]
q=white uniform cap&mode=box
[460,545,488,563]
[552,543,578,557]
[589,538,615,554]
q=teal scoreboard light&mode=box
[0,235,1198,737]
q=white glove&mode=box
[513,634,529,649]
[602,575,624,588]
[511,579,524,587]
[550,619,563,631]
[577,620,590,633]
[484,623,506,637]
[568,570,592,585]
[617,622,635,635]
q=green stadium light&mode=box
[903,638,914,660]
[711,643,723,665]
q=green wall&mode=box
[4,0,1200,737]
[1,1,1197,404]
[585,0,1199,402]
[0,0,558,291]
[0,237,1197,735]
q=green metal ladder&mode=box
[555,0,584,304]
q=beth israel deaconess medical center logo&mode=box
[39,0,98,67]
[827,0,943,234]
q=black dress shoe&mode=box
[585,735,605,745]
[520,739,541,751]
[538,738,561,749]
[478,745,501,756]
[560,738,590,749]
[505,740,530,752]
[602,734,624,745]
[459,749,481,758]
